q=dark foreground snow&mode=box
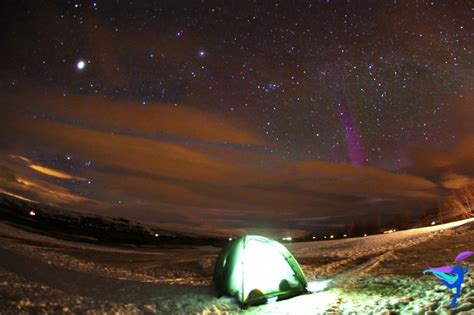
[0,219,473,314]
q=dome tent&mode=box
[213,235,308,306]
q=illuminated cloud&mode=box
[0,188,38,203]
[3,91,265,146]
[10,154,85,181]
[0,163,96,207]
[410,135,474,184]
[0,106,444,235]
[14,177,94,205]
[29,165,86,180]
[9,155,32,164]
[0,88,471,235]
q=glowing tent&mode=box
[213,235,308,306]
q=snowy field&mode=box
[0,219,473,314]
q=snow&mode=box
[0,218,473,314]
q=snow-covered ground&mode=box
[0,218,473,314]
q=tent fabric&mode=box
[213,235,308,306]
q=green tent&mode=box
[213,235,308,306]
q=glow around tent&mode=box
[213,235,308,306]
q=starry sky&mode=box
[0,1,473,236]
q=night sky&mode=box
[0,1,473,236]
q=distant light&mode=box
[330,235,334,239]
[154,233,159,237]
[312,236,316,240]
[282,237,292,241]
[383,229,395,234]
[431,221,436,226]
[343,234,347,238]
[198,50,206,57]
[324,236,327,239]
[228,237,232,241]
[76,60,86,70]
[363,233,367,237]
[29,210,36,216]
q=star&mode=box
[76,60,86,70]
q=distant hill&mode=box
[0,193,224,247]
[2,182,472,247]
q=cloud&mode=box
[0,164,97,207]
[29,165,86,180]
[410,135,474,189]
[0,188,38,203]
[3,90,264,146]
[438,173,472,190]
[15,177,91,205]
[10,154,86,181]
[0,89,451,235]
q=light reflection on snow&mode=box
[307,279,332,292]
[248,290,339,315]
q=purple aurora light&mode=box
[336,95,365,167]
